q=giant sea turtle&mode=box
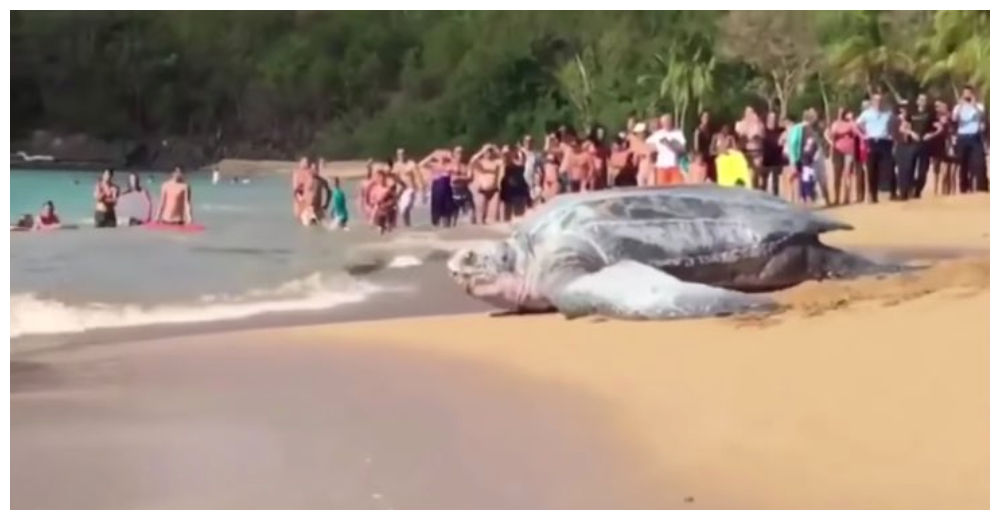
[446,185,902,319]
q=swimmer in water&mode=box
[93,168,119,228]
[124,172,153,225]
[156,166,193,225]
[33,200,62,230]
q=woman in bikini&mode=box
[469,143,503,224]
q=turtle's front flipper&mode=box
[553,260,776,320]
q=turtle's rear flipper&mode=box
[554,260,776,320]
[818,245,926,280]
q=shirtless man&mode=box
[366,163,397,234]
[392,148,422,227]
[561,135,592,193]
[629,122,656,187]
[291,156,311,219]
[93,168,120,228]
[469,143,504,224]
[300,161,331,226]
[156,167,193,225]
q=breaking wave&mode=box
[10,272,383,338]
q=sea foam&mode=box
[10,272,382,338]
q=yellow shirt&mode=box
[715,151,751,188]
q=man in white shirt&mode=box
[645,114,687,185]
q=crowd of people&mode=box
[298,84,987,233]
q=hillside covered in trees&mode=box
[11,10,989,166]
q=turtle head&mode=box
[447,240,523,309]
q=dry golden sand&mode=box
[284,194,990,508]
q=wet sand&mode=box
[10,194,990,508]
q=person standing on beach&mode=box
[908,93,935,198]
[469,143,504,224]
[735,106,765,189]
[646,114,686,185]
[952,85,988,193]
[761,111,785,196]
[156,167,193,225]
[93,168,119,228]
[519,135,541,205]
[855,92,895,203]
[629,122,655,187]
[828,107,858,205]
[418,150,457,227]
[693,112,715,184]
[894,117,921,201]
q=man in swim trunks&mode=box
[646,114,687,185]
[300,161,331,226]
[93,168,119,228]
[392,148,422,227]
[562,134,592,193]
[469,143,504,224]
[156,166,193,225]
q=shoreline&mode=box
[9,191,990,508]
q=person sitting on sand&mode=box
[156,167,193,225]
[329,177,349,230]
[33,201,61,230]
[93,168,119,228]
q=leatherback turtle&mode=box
[446,184,898,319]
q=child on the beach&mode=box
[799,134,818,205]
[329,177,349,230]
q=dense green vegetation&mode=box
[11,10,989,161]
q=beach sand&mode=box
[11,194,989,509]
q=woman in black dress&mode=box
[761,111,785,196]
[500,144,530,221]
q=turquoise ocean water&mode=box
[10,169,437,339]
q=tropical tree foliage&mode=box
[10,10,989,161]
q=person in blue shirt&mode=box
[855,91,897,203]
[951,85,987,193]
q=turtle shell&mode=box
[515,185,851,268]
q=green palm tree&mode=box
[919,11,989,100]
[825,11,919,100]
